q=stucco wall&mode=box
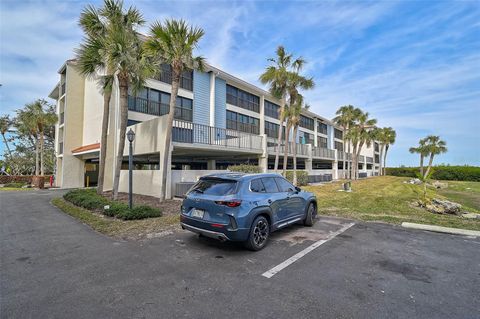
[82,76,103,146]
[119,170,162,198]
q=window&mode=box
[128,87,193,121]
[375,142,379,152]
[318,136,328,148]
[226,110,259,134]
[250,179,266,193]
[156,64,193,91]
[317,122,327,135]
[265,100,280,119]
[226,84,259,112]
[301,132,314,145]
[334,141,343,151]
[189,178,238,196]
[375,154,380,163]
[334,128,343,139]
[261,177,279,193]
[300,115,314,130]
[275,177,295,192]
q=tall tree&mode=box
[145,19,205,201]
[260,46,300,172]
[76,0,127,194]
[409,138,429,177]
[381,127,396,175]
[0,115,13,157]
[288,96,307,186]
[423,135,447,178]
[333,105,358,179]
[347,110,377,180]
[282,104,292,174]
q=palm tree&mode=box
[282,104,292,174]
[381,127,396,175]
[76,0,127,194]
[15,108,39,175]
[348,110,377,179]
[145,19,205,201]
[0,115,13,157]
[423,135,447,178]
[83,1,150,200]
[333,105,358,179]
[260,46,302,172]
[409,138,429,177]
[289,97,308,186]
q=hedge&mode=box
[63,189,162,220]
[285,170,309,186]
[3,182,27,188]
[227,164,261,174]
[386,166,480,182]
[0,175,53,184]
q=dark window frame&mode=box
[226,84,260,113]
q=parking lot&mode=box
[2,190,479,319]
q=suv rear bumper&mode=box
[180,215,249,241]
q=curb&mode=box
[401,222,480,237]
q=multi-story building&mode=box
[48,60,380,198]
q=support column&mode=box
[305,144,313,174]
[207,159,216,170]
[333,149,339,180]
[259,134,268,173]
[313,118,318,147]
[209,72,216,127]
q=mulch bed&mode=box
[101,191,181,215]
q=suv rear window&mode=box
[189,178,238,196]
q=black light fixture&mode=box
[127,128,135,209]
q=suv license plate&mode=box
[191,208,205,219]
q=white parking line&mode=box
[262,222,355,279]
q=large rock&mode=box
[428,198,462,215]
[432,181,448,189]
[405,178,422,185]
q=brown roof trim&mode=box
[71,143,100,154]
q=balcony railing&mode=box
[338,152,352,160]
[267,142,309,156]
[226,119,259,135]
[172,120,263,151]
[128,96,192,122]
[366,156,373,163]
[59,112,64,125]
[312,147,335,159]
[359,155,365,162]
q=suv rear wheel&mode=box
[245,216,270,251]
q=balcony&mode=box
[128,96,192,122]
[173,120,263,151]
[338,152,352,161]
[366,156,373,163]
[312,147,335,160]
[267,142,309,157]
[226,119,259,135]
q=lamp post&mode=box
[126,128,135,209]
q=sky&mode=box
[0,0,479,166]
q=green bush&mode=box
[285,170,308,186]
[64,189,161,220]
[386,166,480,181]
[3,182,26,188]
[227,164,261,174]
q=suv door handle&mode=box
[268,199,272,204]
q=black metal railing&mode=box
[59,112,64,125]
[128,96,192,122]
[172,120,263,151]
[312,147,335,159]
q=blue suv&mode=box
[180,173,317,250]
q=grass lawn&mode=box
[51,198,180,240]
[304,176,480,231]
[0,187,32,191]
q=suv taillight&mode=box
[215,200,242,207]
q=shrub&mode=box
[3,182,26,188]
[285,170,308,186]
[227,164,261,174]
[63,189,108,210]
[386,166,480,181]
[117,205,162,220]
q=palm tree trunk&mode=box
[292,125,298,186]
[274,98,286,172]
[282,123,291,176]
[97,92,111,195]
[160,70,181,201]
[423,154,434,179]
[379,144,385,177]
[356,142,364,180]
[342,135,347,179]
[383,145,389,175]
[347,141,352,179]
[40,130,44,176]
[1,133,12,157]
[419,155,424,177]
[35,133,39,176]
[112,79,129,200]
